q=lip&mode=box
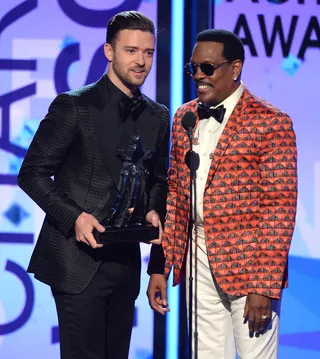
[131,69,145,76]
[197,84,212,93]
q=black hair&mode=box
[196,29,245,63]
[106,11,155,46]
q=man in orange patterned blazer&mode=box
[147,29,297,358]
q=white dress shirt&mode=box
[192,82,244,225]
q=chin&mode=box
[129,78,146,87]
[197,89,217,104]
[198,94,215,104]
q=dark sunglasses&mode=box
[184,60,229,76]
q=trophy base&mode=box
[93,223,159,244]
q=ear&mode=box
[232,60,243,80]
[104,43,113,62]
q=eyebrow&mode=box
[190,59,220,64]
[124,46,155,51]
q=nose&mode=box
[135,52,145,67]
[193,66,205,80]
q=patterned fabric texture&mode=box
[18,75,170,294]
[162,86,298,299]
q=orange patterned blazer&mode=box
[162,86,297,299]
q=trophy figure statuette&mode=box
[93,134,159,244]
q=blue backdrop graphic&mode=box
[214,1,320,358]
[1,1,319,358]
[0,1,157,358]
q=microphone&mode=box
[182,111,196,136]
[182,111,199,172]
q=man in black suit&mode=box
[18,11,169,359]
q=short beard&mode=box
[112,58,147,88]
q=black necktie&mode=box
[197,103,226,123]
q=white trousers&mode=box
[185,227,281,359]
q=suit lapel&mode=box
[88,75,123,190]
[90,104,123,190]
[177,102,199,191]
[205,87,250,190]
[138,98,160,151]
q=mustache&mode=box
[195,81,213,87]
[131,66,146,71]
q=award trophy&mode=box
[93,134,159,244]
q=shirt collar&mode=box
[210,82,244,120]
[105,74,141,104]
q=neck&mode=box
[107,69,137,98]
[231,80,241,93]
[213,81,241,106]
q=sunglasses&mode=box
[184,60,229,76]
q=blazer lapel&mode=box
[90,105,123,191]
[205,87,250,190]
[177,101,200,191]
[137,99,160,152]
[89,75,123,190]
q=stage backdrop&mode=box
[214,1,319,358]
[0,1,157,358]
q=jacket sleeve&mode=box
[248,112,298,299]
[161,110,181,279]
[147,107,184,277]
[147,106,170,220]
[146,106,170,275]
[147,244,165,275]
[17,94,83,238]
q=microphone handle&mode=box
[187,125,194,359]
[186,123,198,359]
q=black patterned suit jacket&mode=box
[17,74,170,294]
